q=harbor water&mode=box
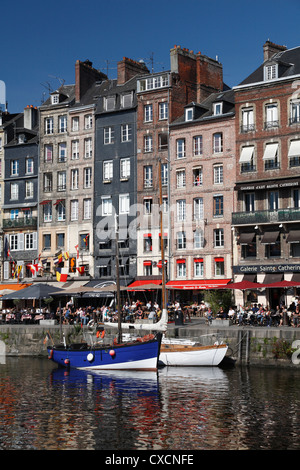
[0,357,300,451]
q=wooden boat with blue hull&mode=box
[47,333,162,371]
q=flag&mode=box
[83,234,89,247]
[75,244,79,259]
[17,264,23,280]
[56,268,68,282]
[64,251,69,260]
[57,252,63,263]
[76,266,85,275]
[27,263,39,275]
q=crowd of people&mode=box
[1,297,300,328]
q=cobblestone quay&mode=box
[1,319,300,368]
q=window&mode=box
[10,183,18,200]
[25,181,34,198]
[120,158,130,179]
[26,158,34,174]
[143,261,152,276]
[177,259,186,278]
[58,115,67,133]
[84,114,93,129]
[159,133,168,151]
[194,229,204,249]
[264,64,277,81]
[56,201,66,221]
[144,135,153,152]
[265,103,279,129]
[71,140,79,159]
[43,202,52,222]
[177,199,186,221]
[176,169,186,188]
[56,233,65,249]
[288,139,300,167]
[263,142,279,170]
[290,99,300,125]
[84,138,92,158]
[44,144,53,163]
[214,228,224,247]
[213,102,223,115]
[57,171,66,191]
[245,192,255,212]
[144,166,153,188]
[240,145,255,173]
[144,198,152,215]
[176,139,185,159]
[121,93,132,108]
[138,74,169,92]
[43,173,52,192]
[70,200,78,221]
[119,194,130,214]
[58,143,67,162]
[241,107,254,132]
[194,259,204,277]
[185,108,193,121]
[159,102,168,120]
[25,232,36,250]
[51,94,59,105]
[293,189,300,208]
[71,169,79,189]
[72,117,79,131]
[10,234,19,251]
[177,231,186,249]
[213,133,223,153]
[43,234,51,250]
[144,104,153,122]
[102,196,112,216]
[143,235,152,252]
[84,167,92,188]
[161,163,168,186]
[10,209,19,220]
[214,165,223,184]
[104,96,115,111]
[213,195,223,217]
[104,127,114,144]
[121,124,132,142]
[10,160,19,176]
[103,161,113,181]
[268,191,279,211]
[194,198,204,220]
[193,136,203,156]
[83,199,91,219]
[193,168,203,186]
[214,257,224,276]
[44,117,53,135]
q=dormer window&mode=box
[213,102,223,115]
[51,94,59,105]
[104,96,115,111]
[185,108,194,121]
[264,64,278,81]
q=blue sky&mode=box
[1,0,300,113]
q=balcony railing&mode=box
[3,217,37,229]
[232,208,300,225]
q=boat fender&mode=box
[48,349,53,359]
[87,353,94,362]
[143,334,155,342]
[64,358,70,366]
[109,350,115,357]
[96,330,105,339]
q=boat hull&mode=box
[48,337,161,371]
[159,343,228,367]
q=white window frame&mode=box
[83,198,92,219]
[176,139,185,159]
[84,138,92,158]
[119,193,130,214]
[177,199,186,221]
[214,165,223,184]
[159,102,168,120]
[103,160,113,181]
[58,115,67,133]
[70,200,79,221]
[84,114,93,129]
[102,196,112,216]
[120,158,130,179]
[26,158,34,174]
[71,140,79,159]
[104,126,114,144]
[121,124,132,142]
[84,167,92,188]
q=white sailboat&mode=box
[104,160,228,367]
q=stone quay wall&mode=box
[1,322,300,369]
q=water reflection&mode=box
[0,358,300,450]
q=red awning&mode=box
[127,279,162,291]
[39,200,51,205]
[143,261,152,266]
[166,279,231,290]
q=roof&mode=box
[238,45,300,86]
[40,84,76,109]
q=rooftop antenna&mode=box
[49,75,65,87]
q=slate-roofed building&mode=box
[232,40,300,308]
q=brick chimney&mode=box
[263,40,287,61]
[75,60,107,102]
[117,57,149,85]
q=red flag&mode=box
[75,244,79,260]
[76,266,85,275]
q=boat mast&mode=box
[115,213,122,343]
[159,158,167,316]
